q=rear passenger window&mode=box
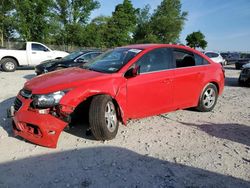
[195,54,209,65]
[174,50,195,68]
[136,48,171,73]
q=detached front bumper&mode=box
[10,95,68,148]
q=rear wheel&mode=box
[235,64,241,70]
[89,95,119,140]
[196,83,218,112]
[1,58,17,72]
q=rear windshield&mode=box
[205,52,219,58]
[62,51,84,60]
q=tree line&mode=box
[0,0,207,49]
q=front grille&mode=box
[20,89,32,99]
[14,98,22,111]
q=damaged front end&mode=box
[8,89,74,148]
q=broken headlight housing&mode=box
[32,91,68,109]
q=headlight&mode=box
[32,91,67,108]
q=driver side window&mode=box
[32,44,49,51]
[136,48,171,73]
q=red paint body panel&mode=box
[13,95,67,148]
[126,70,174,118]
[172,66,206,108]
[12,44,225,148]
[25,68,107,94]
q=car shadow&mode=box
[17,66,35,70]
[224,66,236,70]
[225,76,241,87]
[23,74,36,80]
[180,122,250,147]
[0,146,249,188]
[65,122,97,141]
[0,97,15,136]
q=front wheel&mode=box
[196,83,218,112]
[1,58,17,72]
[89,95,119,140]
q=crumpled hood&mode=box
[24,68,107,94]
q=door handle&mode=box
[32,52,36,54]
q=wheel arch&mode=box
[196,81,220,107]
[70,93,126,125]
[1,56,19,66]
[210,81,220,94]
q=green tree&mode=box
[186,31,207,49]
[13,0,54,42]
[133,5,155,43]
[83,16,110,47]
[52,0,100,46]
[134,0,187,44]
[0,0,16,45]
[105,0,137,47]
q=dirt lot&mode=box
[0,66,249,188]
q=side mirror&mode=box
[124,66,139,78]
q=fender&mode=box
[59,76,128,124]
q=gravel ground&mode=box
[0,66,249,188]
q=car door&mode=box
[172,49,207,109]
[29,43,53,65]
[126,48,174,118]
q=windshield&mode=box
[62,51,84,60]
[82,48,142,73]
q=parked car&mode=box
[238,63,250,86]
[235,59,250,70]
[0,42,68,72]
[8,44,225,148]
[35,50,102,75]
[220,52,241,65]
[204,51,226,65]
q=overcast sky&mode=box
[91,0,250,52]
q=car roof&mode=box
[78,50,102,53]
[205,51,220,54]
[121,44,190,50]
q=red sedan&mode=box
[9,44,225,148]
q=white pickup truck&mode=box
[0,42,69,72]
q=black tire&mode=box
[235,64,241,70]
[196,83,218,112]
[89,95,119,140]
[1,58,17,72]
[238,76,244,86]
